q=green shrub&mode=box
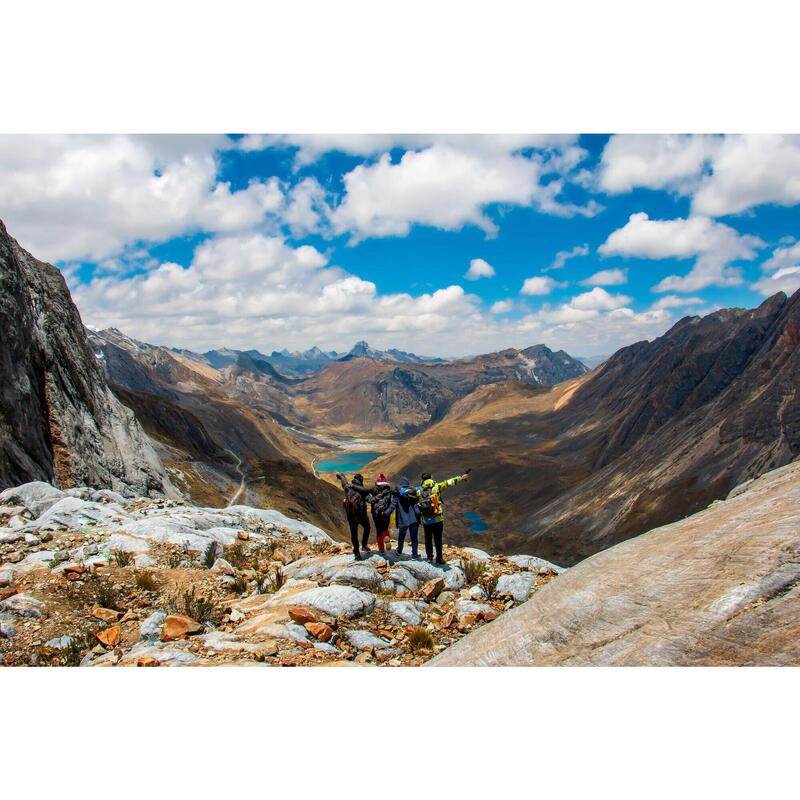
[407,626,434,652]
[461,557,486,584]
[202,542,217,569]
[169,586,216,623]
[111,550,133,568]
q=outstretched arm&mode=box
[436,473,470,492]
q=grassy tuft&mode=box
[482,572,499,600]
[230,574,248,595]
[407,626,434,652]
[94,582,118,610]
[267,566,286,594]
[111,549,133,568]
[461,557,487,584]
[169,586,216,623]
[135,570,159,592]
[202,541,218,569]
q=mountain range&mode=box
[1,217,799,573]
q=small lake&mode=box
[463,511,489,533]
[317,451,385,473]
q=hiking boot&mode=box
[435,558,446,565]
[353,551,363,561]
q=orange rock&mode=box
[480,609,499,621]
[460,613,477,628]
[421,577,445,601]
[305,622,333,641]
[120,610,136,623]
[0,588,17,601]
[96,625,121,648]
[136,656,160,667]
[440,609,456,629]
[288,606,318,625]
[66,572,82,582]
[91,606,120,622]
[64,564,84,575]
[161,614,203,641]
[272,549,291,565]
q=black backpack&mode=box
[371,487,393,517]
[418,485,441,518]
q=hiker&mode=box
[417,470,470,564]
[370,472,394,553]
[336,472,373,560]
[388,476,421,558]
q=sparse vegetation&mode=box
[169,586,216,623]
[310,540,333,555]
[482,572,499,599]
[225,541,249,570]
[202,541,218,569]
[60,636,87,666]
[407,626,434,652]
[164,548,183,568]
[135,570,159,592]
[461,557,487,584]
[94,582,118,610]
[230,574,248,594]
[111,549,133,567]
[267,566,286,593]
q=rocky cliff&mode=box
[429,459,800,666]
[0,220,174,498]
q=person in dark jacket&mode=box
[336,472,372,560]
[388,476,421,558]
[370,473,393,553]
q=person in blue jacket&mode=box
[388,476,421,559]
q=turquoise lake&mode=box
[316,451,385,473]
[463,511,489,533]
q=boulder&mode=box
[211,558,236,576]
[507,554,565,574]
[495,572,538,603]
[0,592,44,618]
[388,600,423,626]
[270,585,375,619]
[140,610,167,641]
[161,615,203,641]
[328,563,382,589]
[460,546,492,562]
[387,566,418,592]
[45,635,75,649]
[430,461,800,666]
[454,598,496,622]
[345,629,395,651]
[468,584,488,600]
[0,482,65,518]
[0,622,16,638]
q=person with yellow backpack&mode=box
[417,469,471,564]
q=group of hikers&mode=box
[336,469,471,563]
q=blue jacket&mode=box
[388,487,420,528]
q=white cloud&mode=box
[520,276,565,296]
[598,134,800,219]
[570,287,632,311]
[693,135,800,216]
[0,134,287,262]
[599,134,720,194]
[580,268,628,286]
[282,177,330,236]
[545,243,589,271]
[490,299,515,314]
[753,267,800,297]
[239,133,581,166]
[762,240,800,273]
[599,212,764,292]
[328,144,600,241]
[650,295,704,310]
[465,258,496,280]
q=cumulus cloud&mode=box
[520,276,565,296]
[650,295,704,310]
[599,134,720,194]
[239,133,581,166]
[0,134,286,262]
[580,268,628,286]
[753,267,800,297]
[598,134,800,219]
[599,212,764,292]
[465,258,496,280]
[328,144,600,241]
[544,243,589,272]
[692,135,800,216]
[569,287,632,311]
[490,299,515,314]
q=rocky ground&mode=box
[0,481,563,667]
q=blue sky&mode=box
[1,134,799,356]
